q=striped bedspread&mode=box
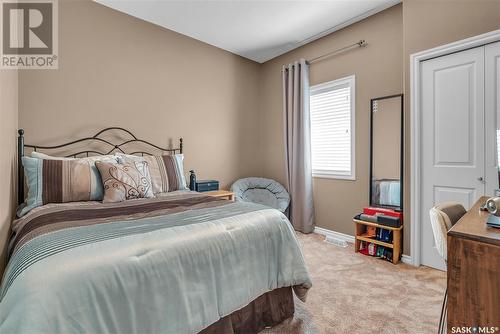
[0,192,311,334]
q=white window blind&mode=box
[310,75,355,179]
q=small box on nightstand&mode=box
[195,180,219,192]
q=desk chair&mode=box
[429,202,466,334]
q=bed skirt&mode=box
[200,287,294,334]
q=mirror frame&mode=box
[369,93,404,211]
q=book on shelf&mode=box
[359,241,393,262]
[363,207,403,220]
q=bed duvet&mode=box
[0,192,311,334]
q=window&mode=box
[310,75,355,180]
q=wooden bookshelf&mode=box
[354,219,403,264]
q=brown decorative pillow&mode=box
[115,153,188,194]
[95,161,154,203]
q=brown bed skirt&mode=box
[199,287,294,334]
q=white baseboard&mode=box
[401,254,414,266]
[314,226,414,266]
[314,226,355,243]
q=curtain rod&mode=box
[282,40,366,70]
[308,39,366,64]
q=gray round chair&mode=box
[230,177,290,213]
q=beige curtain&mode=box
[282,59,315,233]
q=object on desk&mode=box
[189,170,196,191]
[482,197,500,221]
[195,180,219,192]
[487,214,500,228]
[486,197,500,216]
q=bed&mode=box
[0,128,311,334]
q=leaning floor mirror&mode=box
[369,94,404,211]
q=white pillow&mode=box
[31,151,117,162]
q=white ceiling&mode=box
[96,0,400,63]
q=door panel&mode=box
[433,186,476,210]
[486,41,500,196]
[421,46,485,271]
[434,64,476,166]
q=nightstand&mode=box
[204,190,235,201]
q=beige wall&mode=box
[261,0,500,256]
[401,0,500,254]
[0,69,18,273]
[260,5,404,246]
[10,0,500,262]
[19,0,262,190]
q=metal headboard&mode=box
[17,127,183,205]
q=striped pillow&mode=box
[18,156,116,216]
[30,151,119,200]
[115,153,188,194]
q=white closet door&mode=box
[420,46,485,270]
[486,41,500,196]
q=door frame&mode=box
[410,29,500,267]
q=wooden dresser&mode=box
[447,196,500,332]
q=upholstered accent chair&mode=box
[429,202,466,334]
[230,177,290,213]
[429,202,466,261]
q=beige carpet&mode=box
[261,233,446,334]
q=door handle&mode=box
[478,177,485,183]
